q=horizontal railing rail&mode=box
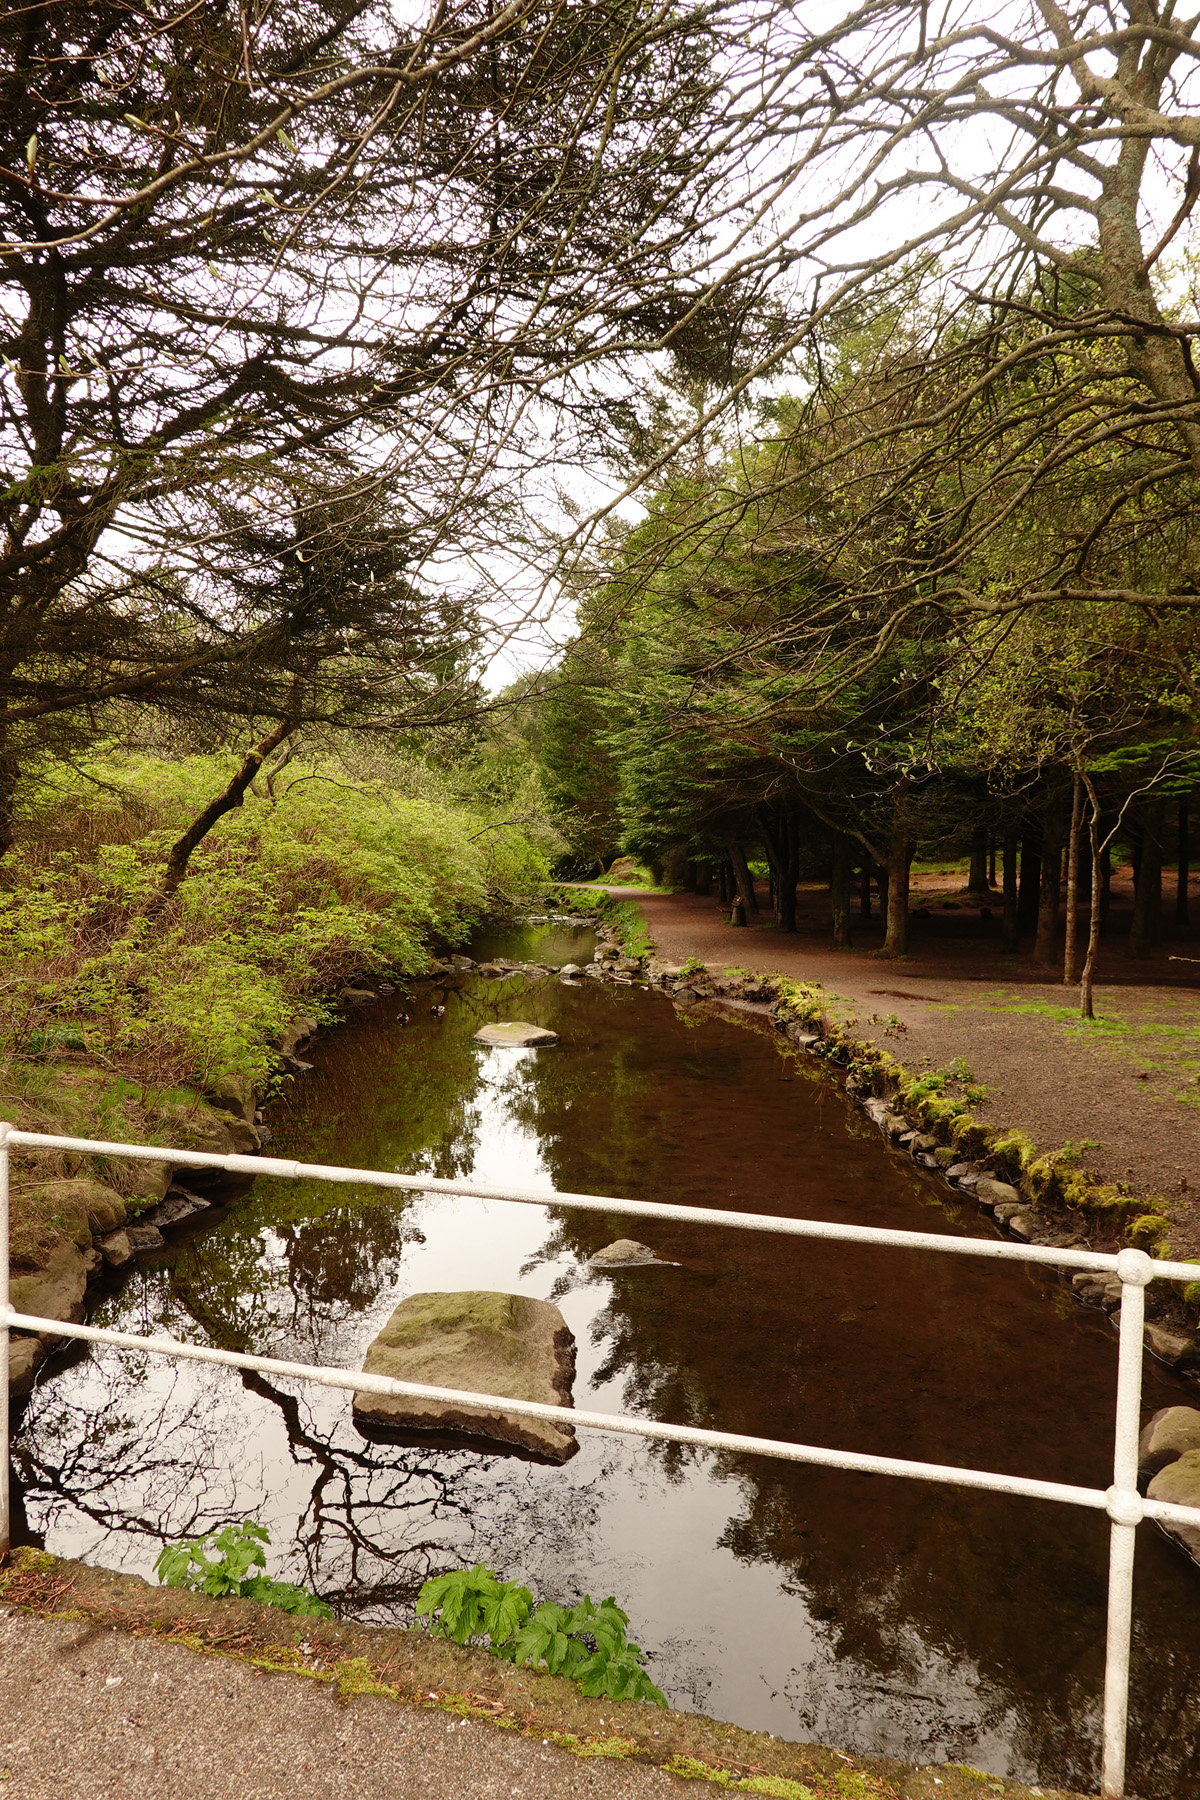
[2,1122,1197,1799]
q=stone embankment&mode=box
[6,1016,320,1396]
[7,1083,264,1397]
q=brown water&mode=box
[13,922,1200,1795]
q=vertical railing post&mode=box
[1100,1247,1153,1799]
[0,1121,11,1559]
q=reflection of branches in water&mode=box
[236,1367,477,1615]
[16,1355,254,1546]
[16,1333,613,1628]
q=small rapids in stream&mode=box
[13,920,1200,1795]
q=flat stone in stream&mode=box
[588,1238,673,1268]
[473,1020,559,1047]
[353,1290,577,1463]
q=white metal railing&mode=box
[2,1124,1200,1798]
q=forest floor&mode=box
[602,866,1200,1253]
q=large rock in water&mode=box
[473,1021,559,1047]
[1148,1449,1200,1564]
[353,1291,577,1463]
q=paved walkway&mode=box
[0,1611,685,1800]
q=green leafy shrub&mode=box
[1,750,551,1101]
[153,1519,332,1619]
[415,1563,666,1705]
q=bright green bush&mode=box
[1,750,550,1097]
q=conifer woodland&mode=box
[4,0,1200,1092]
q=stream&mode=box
[12,920,1200,1795]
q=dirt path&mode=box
[600,882,1200,1246]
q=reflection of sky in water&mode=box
[12,933,1200,1795]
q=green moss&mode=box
[742,1779,818,1798]
[988,1132,1037,1183]
[335,1656,399,1700]
[948,1114,991,1158]
[376,1290,521,1349]
[548,1732,639,1759]
[1127,1213,1172,1250]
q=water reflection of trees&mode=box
[481,990,1200,1797]
[16,1341,623,1625]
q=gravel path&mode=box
[0,1611,687,1800]
[603,883,1200,1243]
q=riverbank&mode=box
[603,884,1200,1243]
[0,1550,1088,1800]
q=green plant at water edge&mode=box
[416,1563,666,1705]
[154,1520,332,1618]
[680,956,708,977]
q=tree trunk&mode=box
[1001,830,1019,954]
[718,860,730,905]
[860,864,872,920]
[0,730,18,857]
[988,836,997,887]
[967,826,989,895]
[1130,812,1143,892]
[760,807,799,933]
[728,842,759,915]
[1128,799,1164,957]
[1100,844,1112,935]
[694,864,713,896]
[1033,798,1063,967]
[831,834,852,949]
[1177,799,1190,928]
[1017,827,1041,930]
[881,802,911,958]
[146,720,293,917]
[1080,775,1104,1021]
[1063,772,1084,984]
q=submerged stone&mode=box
[588,1238,672,1268]
[353,1290,577,1463]
[8,1335,45,1397]
[473,1021,559,1047]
